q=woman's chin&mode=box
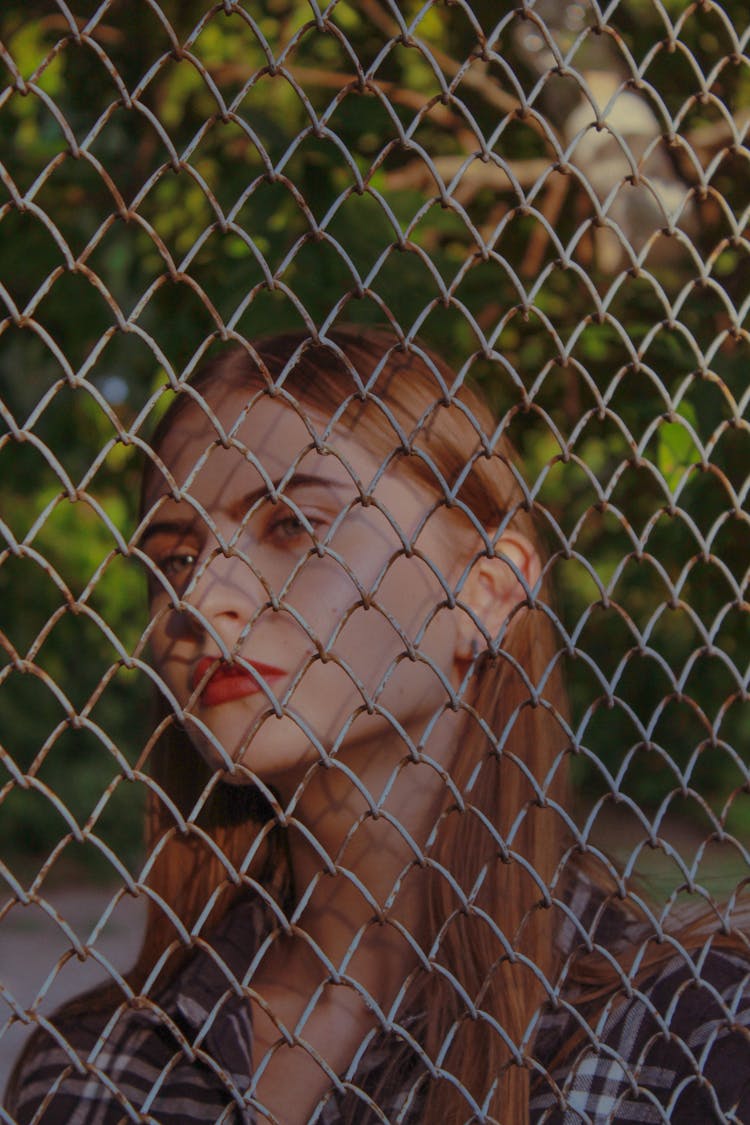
[215,765,256,787]
[188,730,319,791]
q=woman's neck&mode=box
[243,710,463,1122]
[275,707,464,988]
[247,769,443,1124]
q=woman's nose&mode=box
[183,550,266,648]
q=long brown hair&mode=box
[130,327,573,1122]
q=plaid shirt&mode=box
[7,880,750,1124]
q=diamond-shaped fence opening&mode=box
[1,2,748,1122]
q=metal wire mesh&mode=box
[1,1,749,1122]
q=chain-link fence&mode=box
[1,2,748,1122]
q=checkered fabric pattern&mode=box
[9,878,750,1124]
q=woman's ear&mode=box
[454,531,541,662]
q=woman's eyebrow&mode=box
[137,518,199,549]
[227,472,352,520]
[140,474,353,546]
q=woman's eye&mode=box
[270,514,322,542]
[158,553,198,580]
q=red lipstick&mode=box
[192,656,285,707]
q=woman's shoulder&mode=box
[631,944,750,1119]
[7,998,183,1124]
[532,942,750,1123]
[7,984,254,1125]
[5,892,269,1125]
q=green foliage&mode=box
[1,0,748,880]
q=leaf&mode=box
[656,404,701,493]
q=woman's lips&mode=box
[191,656,285,707]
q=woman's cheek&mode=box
[286,555,367,644]
[148,618,181,691]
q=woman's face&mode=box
[140,382,469,799]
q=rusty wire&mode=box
[0,0,749,1121]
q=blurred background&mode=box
[1,0,748,1084]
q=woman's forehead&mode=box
[146,385,400,506]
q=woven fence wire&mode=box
[0,1,748,1121]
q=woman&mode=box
[7,328,750,1123]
